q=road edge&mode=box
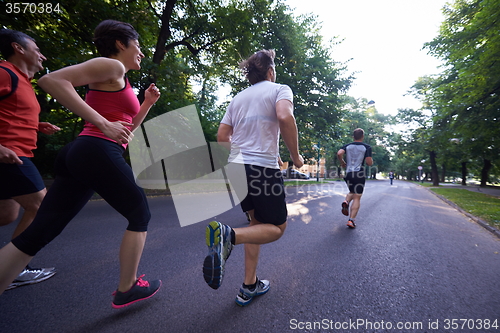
[425,187,500,239]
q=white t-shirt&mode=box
[221,80,293,169]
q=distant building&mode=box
[281,157,326,178]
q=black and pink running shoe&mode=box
[112,274,161,309]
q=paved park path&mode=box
[1,180,499,333]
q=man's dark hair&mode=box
[239,49,275,85]
[0,29,35,60]
[353,128,364,140]
[92,20,139,57]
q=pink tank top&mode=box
[79,77,140,148]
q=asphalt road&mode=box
[1,180,499,333]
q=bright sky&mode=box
[285,0,449,115]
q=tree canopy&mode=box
[1,0,355,176]
[387,0,499,186]
[5,0,496,186]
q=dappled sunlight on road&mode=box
[384,191,456,212]
[382,188,477,231]
[287,198,312,223]
[287,183,346,224]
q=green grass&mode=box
[431,188,500,229]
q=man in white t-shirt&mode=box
[203,49,303,306]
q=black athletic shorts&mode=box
[240,164,287,226]
[0,157,45,199]
[344,170,366,195]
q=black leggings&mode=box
[12,136,151,256]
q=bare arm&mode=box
[276,99,303,168]
[217,123,233,143]
[337,149,346,168]
[37,58,133,143]
[131,83,161,132]
[0,144,22,164]
[217,123,233,151]
[38,122,61,135]
[365,156,374,166]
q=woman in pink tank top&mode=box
[0,20,163,309]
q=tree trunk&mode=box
[480,159,492,187]
[152,0,177,66]
[441,164,446,183]
[461,162,467,186]
[137,0,178,103]
[429,151,439,186]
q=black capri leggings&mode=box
[12,136,151,256]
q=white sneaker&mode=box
[6,265,56,290]
[235,278,270,306]
[203,221,234,290]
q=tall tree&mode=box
[425,0,500,186]
[1,0,353,175]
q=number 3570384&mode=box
[6,3,63,14]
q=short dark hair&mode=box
[0,29,35,60]
[239,49,275,85]
[92,20,139,57]
[353,128,364,140]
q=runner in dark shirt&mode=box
[337,128,373,228]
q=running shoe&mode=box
[341,201,349,216]
[347,219,356,229]
[112,274,161,309]
[235,278,270,306]
[203,221,233,290]
[6,265,56,290]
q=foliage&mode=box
[1,0,352,177]
[221,3,354,166]
[423,0,500,186]
[1,0,160,175]
[389,0,499,186]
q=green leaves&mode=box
[2,0,354,176]
[392,0,500,185]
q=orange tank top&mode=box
[0,61,40,157]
